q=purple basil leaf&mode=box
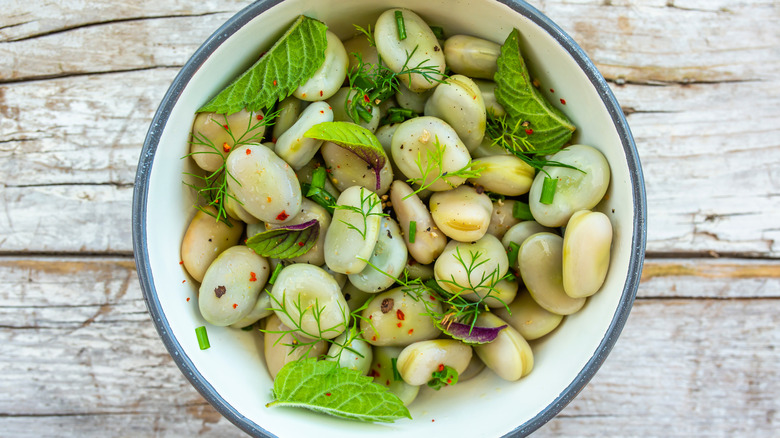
[438,320,507,344]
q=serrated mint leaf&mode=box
[198,15,328,114]
[494,28,576,150]
[267,358,411,423]
[246,219,319,259]
[435,320,507,344]
[304,122,387,191]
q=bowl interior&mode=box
[135,0,644,436]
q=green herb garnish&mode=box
[408,220,417,243]
[267,358,411,423]
[493,28,576,151]
[394,10,407,40]
[404,135,481,199]
[199,15,328,114]
[540,176,557,204]
[427,365,458,390]
[268,263,283,286]
[195,326,210,350]
[246,220,320,259]
[382,107,418,124]
[512,200,534,221]
[301,182,337,214]
[430,26,445,40]
[335,187,387,240]
[507,242,520,267]
[304,122,387,191]
[391,358,403,382]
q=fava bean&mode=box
[181,207,244,282]
[519,233,585,315]
[189,109,265,172]
[424,74,486,151]
[324,186,382,274]
[443,35,501,80]
[349,217,408,293]
[360,287,441,347]
[390,180,446,264]
[473,313,533,381]
[293,31,348,101]
[199,246,269,326]
[396,339,472,386]
[275,101,334,170]
[430,185,493,242]
[264,314,327,379]
[562,210,613,298]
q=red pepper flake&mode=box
[271,137,277,143]
[438,364,445,372]
[396,309,405,320]
[249,272,257,282]
[246,148,252,155]
[560,98,567,105]
[328,106,332,110]
[368,369,380,378]
[276,210,289,221]
[186,297,190,302]
[320,110,324,114]
[550,88,555,93]
[301,93,307,98]
[377,364,381,368]
[363,94,370,103]
[222,142,231,153]
[298,242,304,246]
[369,314,373,319]
[396,322,402,328]
[319,90,324,97]
[256,114,264,121]
[179,261,183,265]
[429,294,436,301]
[408,329,414,335]
[432,419,435,423]
[325,392,331,397]
[371,335,377,341]
[182,280,186,283]
[447,378,452,384]
[232,303,238,309]
[326,168,332,173]
[222,124,229,130]
[273,80,278,86]
[525,128,534,135]
[266,196,272,203]
[386,380,390,386]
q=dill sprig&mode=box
[485,111,581,176]
[336,187,388,240]
[345,27,447,124]
[262,286,376,362]
[182,110,279,224]
[403,135,482,199]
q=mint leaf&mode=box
[304,122,387,190]
[267,358,411,423]
[246,219,319,259]
[427,365,459,391]
[198,16,328,114]
[435,320,507,344]
[493,28,576,150]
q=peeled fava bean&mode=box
[494,290,563,340]
[343,33,379,74]
[275,101,334,170]
[181,207,244,282]
[326,87,381,133]
[430,185,493,242]
[265,199,331,266]
[473,79,505,117]
[461,277,518,308]
[349,217,408,293]
[423,74,486,152]
[360,287,442,347]
[229,290,273,329]
[325,328,373,375]
[404,259,434,281]
[529,145,611,227]
[471,136,510,159]
[390,180,446,264]
[198,246,270,326]
[226,144,302,224]
[519,233,586,315]
[224,184,260,225]
[293,31,348,101]
[396,339,472,386]
[487,200,521,240]
[270,264,348,339]
[443,35,501,80]
[324,186,383,274]
[434,235,509,298]
[473,313,533,381]
[271,96,303,140]
[370,347,420,406]
[264,314,327,379]
[375,9,445,92]
[396,85,433,114]
[563,210,613,298]
[189,109,266,172]
[321,141,393,195]
[502,221,556,251]
[469,155,535,196]
[391,117,472,191]
[342,281,373,313]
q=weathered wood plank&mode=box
[0,257,778,437]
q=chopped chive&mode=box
[356,104,374,123]
[512,201,534,221]
[408,220,417,243]
[430,26,445,40]
[385,107,417,124]
[507,242,520,267]
[309,166,327,193]
[269,264,284,285]
[391,358,402,381]
[301,183,336,214]
[195,326,210,350]
[540,177,557,205]
[395,10,407,40]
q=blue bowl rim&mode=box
[132,0,647,436]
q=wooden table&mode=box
[1,0,778,436]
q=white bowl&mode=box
[133,0,647,436]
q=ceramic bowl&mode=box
[133,0,646,436]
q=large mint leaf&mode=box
[304,122,387,190]
[198,15,328,114]
[246,219,319,259]
[267,358,411,423]
[494,28,576,150]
